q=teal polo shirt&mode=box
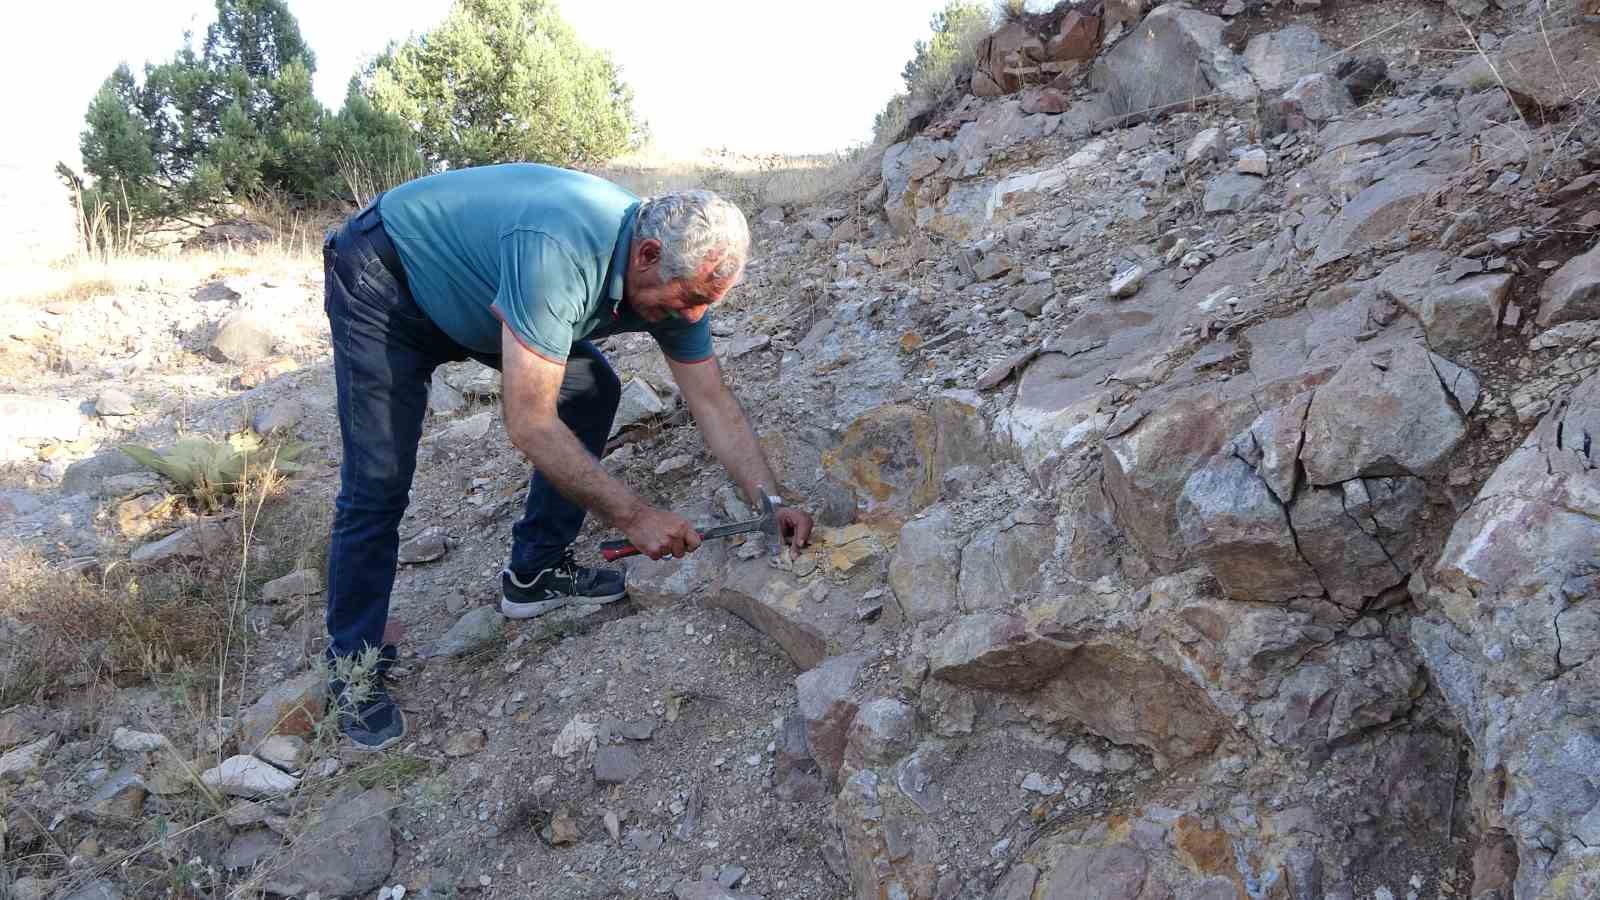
[378,163,713,365]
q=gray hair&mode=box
[635,190,750,284]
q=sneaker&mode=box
[328,657,407,752]
[501,551,627,619]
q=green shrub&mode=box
[368,0,645,170]
[65,0,424,245]
[873,1,994,145]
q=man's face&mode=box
[626,238,740,324]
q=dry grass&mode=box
[590,145,875,212]
[2,239,322,311]
[0,459,327,709]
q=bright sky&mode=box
[0,0,960,170]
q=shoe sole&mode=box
[501,589,627,619]
[344,709,408,753]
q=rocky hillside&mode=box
[4,1,1600,899]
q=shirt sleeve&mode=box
[491,229,588,363]
[648,312,715,364]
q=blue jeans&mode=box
[322,198,622,660]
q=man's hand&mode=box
[621,506,703,560]
[777,506,814,549]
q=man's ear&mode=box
[634,238,663,272]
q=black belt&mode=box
[351,193,408,287]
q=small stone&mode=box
[594,746,644,784]
[223,827,282,870]
[111,727,168,753]
[975,254,1014,281]
[1103,748,1137,772]
[613,378,666,436]
[254,734,309,772]
[431,606,503,658]
[617,719,657,741]
[398,527,448,564]
[1109,266,1147,298]
[654,454,694,476]
[604,810,622,842]
[1488,227,1524,250]
[1021,772,1064,794]
[1204,173,1266,214]
[260,568,321,602]
[444,728,487,757]
[1236,147,1269,176]
[718,866,748,888]
[95,389,136,417]
[0,733,57,782]
[1185,127,1225,166]
[250,398,304,435]
[627,828,665,851]
[553,718,599,758]
[549,808,581,845]
[1068,744,1106,773]
[225,800,271,827]
[88,764,147,819]
[240,671,322,749]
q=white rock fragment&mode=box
[1021,772,1064,794]
[1110,266,1148,299]
[201,754,300,797]
[112,727,168,753]
[1185,127,1225,165]
[552,718,599,759]
[254,734,309,773]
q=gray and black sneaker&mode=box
[328,646,406,752]
[501,552,627,619]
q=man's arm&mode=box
[501,326,699,559]
[668,354,814,546]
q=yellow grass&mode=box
[589,144,876,212]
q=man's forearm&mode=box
[695,384,781,505]
[511,421,644,527]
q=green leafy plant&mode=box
[121,431,308,511]
[368,0,645,170]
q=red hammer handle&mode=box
[600,542,641,562]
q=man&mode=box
[321,163,814,750]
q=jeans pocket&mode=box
[356,256,430,325]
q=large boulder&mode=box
[956,505,1055,609]
[1445,25,1600,110]
[821,404,940,523]
[1537,241,1600,327]
[1299,339,1468,486]
[888,505,962,622]
[709,558,860,671]
[264,787,397,897]
[1243,25,1336,93]
[1090,5,1258,121]
[929,612,1074,689]
[972,21,1043,97]
[1312,173,1445,269]
[1412,372,1600,899]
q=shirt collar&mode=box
[607,201,640,318]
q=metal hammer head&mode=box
[754,490,779,539]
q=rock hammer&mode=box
[599,491,778,562]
